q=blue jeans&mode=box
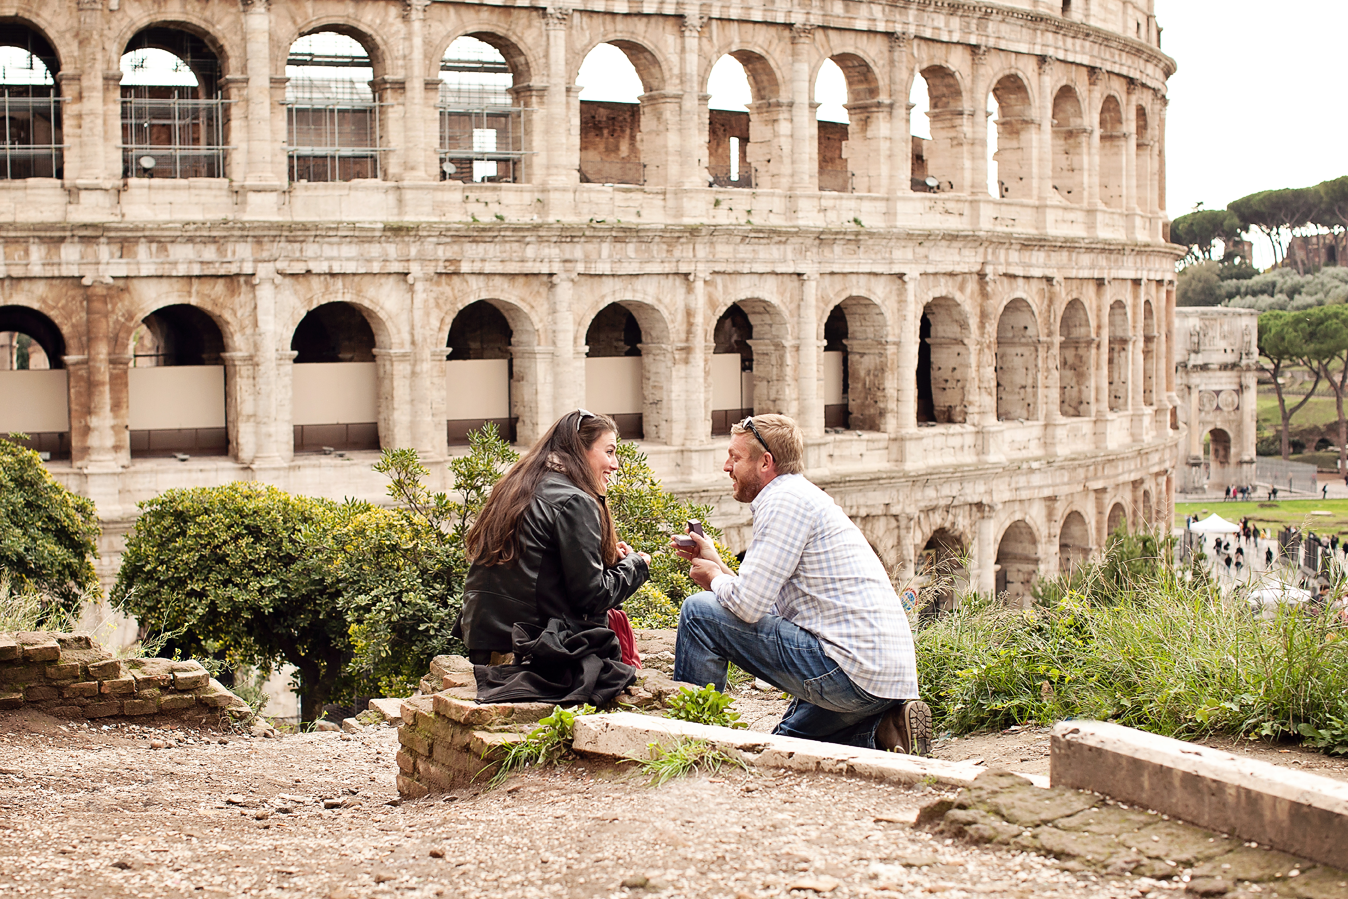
[673,592,900,749]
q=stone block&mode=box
[158,693,198,712]
[125,659,174,690]
[397,727,431,758]
[16,632,60,662]
[0,691,21,710]
[400,694,436,728]
[101,677,135,695]
[365,697,404,725]
[87,659,125,680]
[60,647,114,669]
[396,774,429,800]
[1051,720,1348,872]
[0,635,18,661]
[122,698,159,716]
[172,668,209,690]
[396,749,417,776]
[63,681,100,699]
[49,706,86,719]
[46,662,81,680]
[85,701,122,718]
[432,692,553,729]
[0,663,41,685]
[134,688,163,702]
[194,679,237,709]
[55,634,93,651]
[23,684,59,702]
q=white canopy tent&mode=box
[1188,513,1240,534]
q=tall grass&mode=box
[0,574,79,633]
[915,534,1348,754]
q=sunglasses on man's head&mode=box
[738,417,771,455]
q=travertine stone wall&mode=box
[0,632,252,722]
[0,0,1180,610]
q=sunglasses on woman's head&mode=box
[576,409,596,432]
[738,416,771,455]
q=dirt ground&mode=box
[0,708,1192,899]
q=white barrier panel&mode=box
[128,365,226,430]
[824,351,844,404]
[293,362,378,425]
[0,369,68,432]
[584,356,642,415]
[711,354,742,410]
[445,359,510,420]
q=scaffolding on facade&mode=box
[285,76,385,182]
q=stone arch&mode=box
[1106,501,1128,536]
[1205,427,1233,490]
[988,71,1034,199]
[574,37,667,94]
[1098,93,1125,209]
[813,51,881,193]
[0,20,65,180]
[1107,299,1129,411]
[0,303,69,458]
[439,294,543,444]
[432,27,536,87]
[913,64,964,193]
[1058,298,1093,417]
[1059,510,1091,573]
[445,300,517,444]
[996,519,1040,608]
[581,298,674,442]
[706,47,784,190]
[995,297,1040,421]
[283,19,390,75]
[919,526,968,618]
[575,38,671,187]
[820,294,887,432]
[917,296,970,424]
[289,299,389,453]
[437,31,533,184]
[710,297,790,433]
[1142,300,1156,405]
[1050,84,1086,203]
[284,25,387,182]
[111,16,234,79]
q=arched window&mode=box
[0,305,67,458]
[989,74,1033,199]
[1059,511,1090,573]
[917,298,968,424]
[711,304,753,433]
[1058,299,1093,418]
[707,55,753,188]
[996,521,1039,607]
[286,32,381,182]
[439,36,523,184]
[995,299,1039,421]
[1098,95,1125,209]
[120,29,225,179]
[1051,86,1085,203]
[128,305,227,457]
[291,302,379,452]
[585,303,644,438]
[0,27,61,179]
[911,67,962,193]
[446,301,514,444]
[824,297,887,431]
[1106,502,1128,536]
[919,528,967,619]
[576,43,645,185]
[815,58,849,192]
[1108,300,1129,411]
[1204,429,1232,490]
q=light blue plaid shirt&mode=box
[709,473,919,699]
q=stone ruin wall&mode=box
[0,0,1179,612]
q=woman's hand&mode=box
[617,542,651,567]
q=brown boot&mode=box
[876,700,932,756]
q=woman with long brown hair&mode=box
[457,409,650,664]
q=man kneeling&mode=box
[671,414,931,755]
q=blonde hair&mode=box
[731,413,804,475]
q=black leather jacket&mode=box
[458,472,649,653]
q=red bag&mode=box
[607,608,642,669]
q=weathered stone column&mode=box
[82,279,117,471]
[510,346,550,447]
[970,46,989,198]
[549,272,580,416]
[1084,68,1101,211]
[401,0,432,182]
[638,342,672,444]
[1094,278,1111,450]
[543,7,576,187]
[637,91,682,188]
[63,352,91,467]
[250,267,286,464]
[679,13,709,190]
[408,272,445,461]
[889,33,913,214]
[72,0,109,187]
[275,349,297,465]
[374,348,413,450]
[220,351,256,464]
[1036,57,1054,207]
[676,271,711,446]
[797,272,822,437]
[108,353,131,468]
[1130,280,1146,442]
[790,24,816,194]
[241,0,281,214]
[1153,282,1170,432]
[974,507,996,596]
[895,274,918,433]
[1124,80,1139,213]
[895,512,916,584]
[746,100,792,191]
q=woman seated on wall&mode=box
[455,409,650,705]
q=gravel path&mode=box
[0,710,1195,899]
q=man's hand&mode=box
[670,529,732,590]
[689,557,721,590]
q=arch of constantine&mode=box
[0,0,1180,607]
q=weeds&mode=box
[0,574,78,633]
[666,684,746,729]
[635,738,747,786]
[483,705,594,788]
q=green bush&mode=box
[666,683,746,729]
[0,435,100,617]
[917,535,1348,754]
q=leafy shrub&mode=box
[486,704,594,787]
[666,683,746,729]
[917,535,1348,754]
[0,435,100,617]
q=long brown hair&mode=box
[466,410,621,568]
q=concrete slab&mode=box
[572,711,989,787]
[1051,720,1348,872]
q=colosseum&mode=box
[0,0,1179,609]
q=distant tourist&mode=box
[1324,484,1330,500]
[1265,547,1274,567]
